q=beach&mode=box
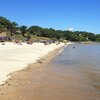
[0,42,67,100]
[0,42,66,85]
[0,43,100,100]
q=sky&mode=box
[0,0,100,34]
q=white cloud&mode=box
[67,28,74,31]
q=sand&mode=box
[0,42,65,85]
[0,43,66,100]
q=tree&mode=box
[0,16,11,28]
[95,34,100,41]
[28,26,42,36]
[0,17,19,36]
[20,26,27,36]
[7,22,19,36]
[0,16,11,33]
[0,25,5,33]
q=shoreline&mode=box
[0,43,66,99]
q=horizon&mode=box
[0,0,100,34]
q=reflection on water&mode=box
[49,43,100,100]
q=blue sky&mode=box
[0,0,100,34]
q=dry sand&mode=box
[0,42,64,85]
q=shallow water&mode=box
[43,43,100,100]
[54,43,100,88]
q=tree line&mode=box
[0,16,100,42]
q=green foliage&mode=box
[0,16,11,27]
[20,26,27,36]
[28,26,42,36]
[0,16,19,36]
[0,25,5,33]
[0,16,99,42]
[95,34,100,41]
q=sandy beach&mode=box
[0,42,65,85]
[0,42,66,100]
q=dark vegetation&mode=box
[0,16,100,42]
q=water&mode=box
[44,43,100,100]
[54,43,100,86]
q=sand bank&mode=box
[0,42,66,85]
